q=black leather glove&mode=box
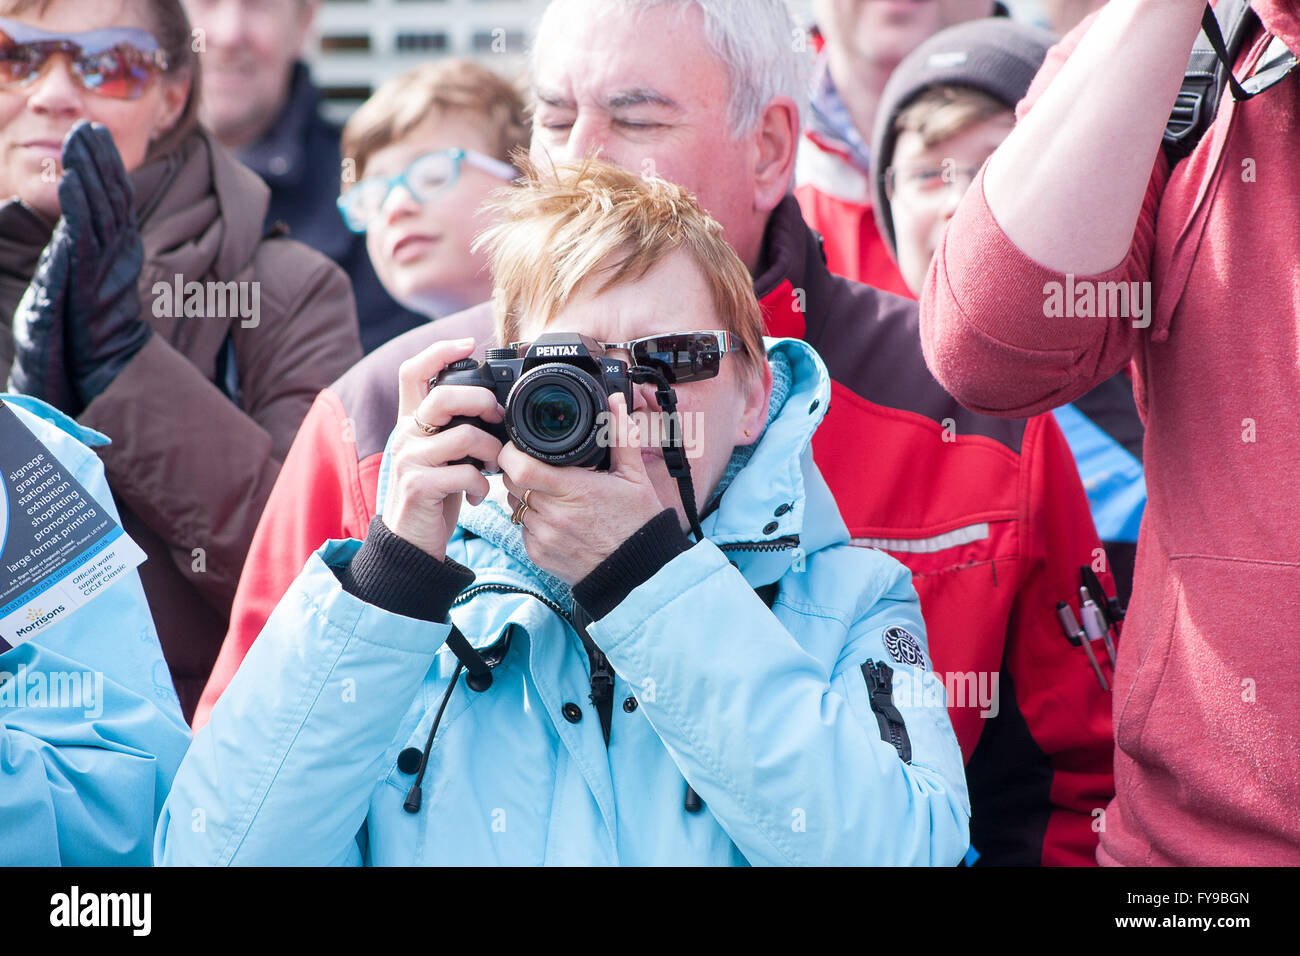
[59,122,152,409]
[8,216,77,411]
[9,122,152,415]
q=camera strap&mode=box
[631,368,706,542]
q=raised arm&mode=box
[921,1,1206,416]
[984,0,1205,272]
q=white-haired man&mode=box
[198,0,1116,866]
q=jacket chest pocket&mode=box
[854,518,1018,596]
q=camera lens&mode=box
[506,365,606,467]
[527,385,581,442]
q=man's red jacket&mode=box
[196,195,1115,866]
[793,141,912,299]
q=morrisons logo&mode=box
[14,604,67,637]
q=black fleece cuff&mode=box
[333,517,476,623]
[573,509,692,620]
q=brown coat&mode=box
[0,129,363,719]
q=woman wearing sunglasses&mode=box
[0,0,362,721]
[336,59,527,321]
[158,160,970,867]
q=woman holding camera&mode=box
[157,161,969,867]
[0,0,363,719]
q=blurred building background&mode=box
[308,0,817,122]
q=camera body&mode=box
[432,333,633,471]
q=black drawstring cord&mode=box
[404,661,465,814]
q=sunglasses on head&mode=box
[0,17,169,100]
[337,147,518,233]
[510,330,744,385]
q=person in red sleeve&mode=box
[921,0,1300,864]
[197,0,1116,866]
[794,0,1002,296]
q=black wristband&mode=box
[573,509,692,620]
[333,517,475,623]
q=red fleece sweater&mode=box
[921,2,1300,865]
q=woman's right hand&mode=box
[385,337,506,560]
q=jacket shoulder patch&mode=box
[883,625,927,670]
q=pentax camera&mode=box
[431,333,633,471]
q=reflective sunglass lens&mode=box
[0,36,37,86]
[78,49,150,99]
[0,23,162,99]
[635,334,722,383]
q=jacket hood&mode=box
[413,337,842,599]
[698,336,843,573]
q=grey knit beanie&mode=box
[870,17,1057,260]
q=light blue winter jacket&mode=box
[156,339,970,866]
[1,395,190,866]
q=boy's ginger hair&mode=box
[341,59,528,185]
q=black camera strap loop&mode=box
[1201,0,1255,102]
[1164,2,1298,163]
[1198,1,1297,101]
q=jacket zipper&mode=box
[451,582,574,623]
[862,659,913,765]
[718,534,800,554]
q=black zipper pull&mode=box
[862,659,912,764]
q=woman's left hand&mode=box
[58,122,151,411]
[501,393,670,585]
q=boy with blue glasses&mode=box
[335,59,525,321]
